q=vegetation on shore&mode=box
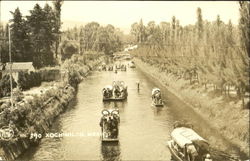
[0,1,63,68]
[0,53,104,160]
[129,1,249,157]
[135,58,249,155]
[130,2,249,108]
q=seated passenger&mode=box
[100,115,108,134]
[187,144,198,161]
[110,115,119,138]
[114,88,121,98]
[204,154,212,161]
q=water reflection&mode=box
[101,142,121,161]
[152,106,164,116]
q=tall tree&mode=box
[53,0,63,59]
[27,3,57,68]
[239,1,250,58]
[138,19,146,43]
[10,8,32,62]
[130,22,139,42]
[196,7,203,40]
[171,16,176,43]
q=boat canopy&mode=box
[102,109,119,116]
[103,85,113,90]
[152,88,161,95]
[171,127,207,148]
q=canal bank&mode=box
[134,58,249,158]
[0,56,104,160]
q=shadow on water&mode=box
[101,142,121,161]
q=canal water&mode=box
[19,62,245,161]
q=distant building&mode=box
[1,62,35,82]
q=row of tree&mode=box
[130,2,249,98]
[62,22,124,57]
[0,1,63,68]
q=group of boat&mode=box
[99,61,135,72]
[100,80,126,142]
[99,64,217,161]
[115,64,127,71]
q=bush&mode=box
[18,71,42,90]
[0,75,17,97]
[60,40,78,61]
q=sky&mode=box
[0,1,240,34]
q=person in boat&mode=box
[100,115,108,132]
[204,154,212,161]
[152,88,162,104]
[107,115,117,137]
[103,88,112,98]
[187,144,199,161]
[110,118,118,138]
[110,112,120,138]
[113,85,121,98]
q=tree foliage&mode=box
[79,22,123,55]
[239,1,250,58]
[1,2,63,68]
[130,7,249,98]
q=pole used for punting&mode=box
[8,23,13,109]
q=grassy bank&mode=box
[0,54,104,160]
[134,58,249,156]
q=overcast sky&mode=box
[0,1,240,33]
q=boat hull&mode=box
[103,97,127,101]
[101,131,119,142]
[152,101,164,107]
[167,141,184,161]
[102,138,119,142]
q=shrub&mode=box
[18,71,42,90]
[0,75,17,97]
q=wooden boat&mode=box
[100,109,120,142]
[167,126,212,161]
[120,65,127,71]
[151,88,164,107]
[102,81,128,101]
[130,64,135,68]
[152,100,164,107]
[103,97,126,101]
[129,61,136,68]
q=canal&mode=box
[19,61,243,161]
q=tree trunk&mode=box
[55,40,59,58]
[242,95,245,109]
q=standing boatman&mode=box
[136,81,140,91]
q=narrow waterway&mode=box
[19,61,244,161]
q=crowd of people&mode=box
[103,81,127,99]
[100,110,120,138]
